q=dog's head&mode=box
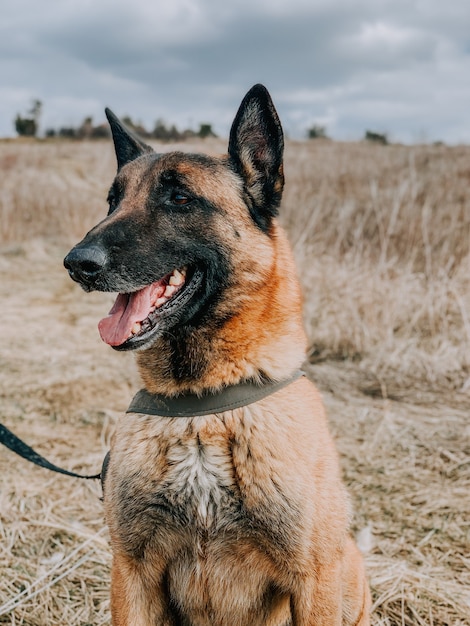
[64,84,285,351]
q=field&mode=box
[0,137,469,625]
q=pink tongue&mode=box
[98,282,165,346]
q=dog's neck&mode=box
[136,224,307,396]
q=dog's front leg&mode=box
[110,552,174,626]
[290,565,343,626]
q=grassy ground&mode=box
[0,138,469,625]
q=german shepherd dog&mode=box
[64,85,370,625]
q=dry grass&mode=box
[0,138,469,625]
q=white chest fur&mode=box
[163,430,235,527]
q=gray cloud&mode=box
[1,0,469,142]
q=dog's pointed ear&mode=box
[228,84,284,232]
[105,108,153,170]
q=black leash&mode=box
[0,423,101,480]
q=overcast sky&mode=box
[1,0,469,143]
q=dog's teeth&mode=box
[169,270,184,286]
[164,285,176,297]
[131,322,141,335]
[155,297,166,308]
[180,267,187,277]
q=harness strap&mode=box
[0,423,101,480]
[127,370,305,417]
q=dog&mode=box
[64,84,370,626]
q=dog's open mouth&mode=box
[98,266,203,350]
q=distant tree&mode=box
[121,115,136,129]
[151,119,216,142]
[58,127,77,138]
[78,116,94,139]
[121,115,150,138]
[152,119,186,141]
[307,124,328,140]
[364,130,388,145]
[14,99,42,137]
[44,117,109,140]
[135,124,150,138]
[197,123,217,139]
[181,128,197,140]
[152,118,171,140]
[29,99,42,125]
[73,117,110,139]
[15,115,36,137]
[90,124,110,138]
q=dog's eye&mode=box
[171,192,191,206]
[107,190,118,215]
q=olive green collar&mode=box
[127,370,304,417]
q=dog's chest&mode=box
[109,410,300,561]
[110,414,241,552]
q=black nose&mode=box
[64,245,108,287]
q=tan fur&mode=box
[102,179,370,623]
